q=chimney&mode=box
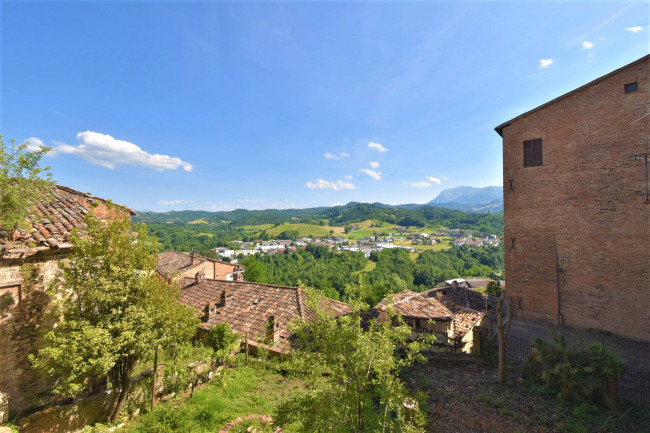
[191,251,201,265]
[220,289,230,307]
[203,303,210,322]
[194,271,205,284]
[266,315,278,342]
[451,280,458,290]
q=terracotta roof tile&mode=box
[178,279,352,353]
[373,290,453,321]
[0,184,134,256]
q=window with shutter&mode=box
[523,138,543,167]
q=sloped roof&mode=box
[0,184,134,257]
[178,278,352,353]
[373,290,453,321]
[437,295,485,338]
[156,251,242,278]
[157,251,204,276]
[421,286,497,319]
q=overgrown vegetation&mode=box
[273,292,430,433]
[123,357,303,433]
[525,332,625,408]
[31,213,198,422]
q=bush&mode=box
[526,332,624,408]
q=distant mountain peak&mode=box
[426,186,503,212]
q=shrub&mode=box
[526,332,624,408]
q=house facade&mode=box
[495,54,650,341]
[0,185,134,413]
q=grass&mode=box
[124,357,302,433]
[188,218,210,224]
[352,261,376,276]
[264,223,344,238]
[392,240,451,252]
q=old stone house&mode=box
[0,185,134,414]
[495,54,649,342]
[373,289,485,353]
[177,277,352,355]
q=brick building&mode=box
[156,250,244,282]
[495,54,649,342]
[0,185,134,413]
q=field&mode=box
[258,223,345,238]
[188,218,210,224]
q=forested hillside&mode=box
[240,243,504,306]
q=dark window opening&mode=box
[625,82,638,93]
[523,138,543,167]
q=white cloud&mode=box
[344,174,353,180]
[157,199,194,205]
[24,137,45,151]
[55,131,194,172]
[369,161,380,169]
[306,179,357,191]
[625,26,644,33]
[403,181,432,188]
[324,152,349,160]
[425,176,442,184]
[539,58,554,69]
[582,41,594,49]
[367,142,387,153]
[441,176,449,181]
[359,168,382,181]
[331,201,342,206]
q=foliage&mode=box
[526,332,624,408]
[0,135,53,234]
[205,322,239,364]
[125,359,303,433]
[273,290,428,433]
[31,213,199,422]
[485,279,502,297]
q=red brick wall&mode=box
[501,56,650,341]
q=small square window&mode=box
[625,82,638,93]
[523,138,543,167]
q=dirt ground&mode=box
[403,355,632,433]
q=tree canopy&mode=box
[274,293,428,433]
[32,213,198,422]
[0,136,53,234]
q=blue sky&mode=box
[2,1,648,212]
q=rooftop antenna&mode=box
[629,153,650,203]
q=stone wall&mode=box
[0,249,70,414]
[501,55,650,341]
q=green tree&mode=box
[31,214,198,423]
[0,136,53,234]
[274,292,428,432]
[205,322,239,365]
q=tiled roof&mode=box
[178,278,352,353]
[373,290,453,321]
[156,251,203,276]
[421,286,497,319]
[0,185,134,257]
[437,295,485,338]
